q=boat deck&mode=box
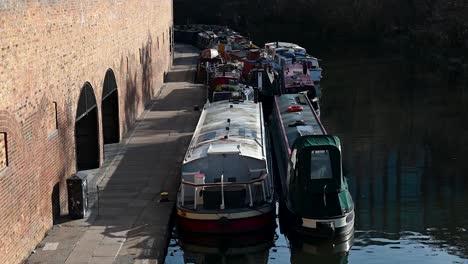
[274,93,325,149]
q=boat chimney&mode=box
[254,87,259,103]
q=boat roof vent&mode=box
[297,125,314,136]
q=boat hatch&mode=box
[296,125,314,136]
[288,135,354,218]
[291,135,343,186]
[207,144,240,154]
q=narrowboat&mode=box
[270,93,354,237]
[280,63,320,116]
[177,100,275,233]
[196,49,223,84]
[196,31,218,49]
[265,41,323,97]
[211,83,255,103]
[265,41,307,57]
[207,64,242,93]
[175,24,227,47]
[248,65,277,97]
[281,62,315,94]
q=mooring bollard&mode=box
[160,192,169,202]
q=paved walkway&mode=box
[26,44,205,264]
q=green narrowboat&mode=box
[270,93,354,237]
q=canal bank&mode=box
[26,43,205,264]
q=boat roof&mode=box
[207,62,243,79]
[265,42,306,53]
[293,135,341,151]
[264,42,320,69]
[211,71,241,79]
[228,34,248,41]
[208,61,243,71]
[212,84,255,102]
[198,31,218,38]
[184,100,265,163]
[274,93,325,149]
[227,49,248,59]
[275,51,319,62]
[283,63,314,88]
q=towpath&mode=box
[26,44,205,264]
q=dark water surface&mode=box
[165,45,468,263]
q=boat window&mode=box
[212,92,234,102]
[310,150,333,179]
[312,60,319,67]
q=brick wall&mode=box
[0,0,174,263]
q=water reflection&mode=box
[166,230,274,264]
[321,51,468,262]
[277,197,354,263]
[351,230,467,263]
[287,232,353,264]
[166,54,468,262]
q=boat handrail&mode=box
[259,103,265,157]
[179,173,270,210]
[220,174,225,210]
[180,173,267,187]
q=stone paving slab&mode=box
[26,44,205,264]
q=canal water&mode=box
[165,43,468,263]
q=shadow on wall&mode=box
[141,35,153,104]
[124,63,139,131]
[54,96,77,217]
[124,35,155,131]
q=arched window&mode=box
[102,69,120,144]
[75,83,100,170]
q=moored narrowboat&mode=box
[196,49,223,83]
[265,41,323,97]
[270,93,354,237]
[177,100,275,234]
[211,83,255,102]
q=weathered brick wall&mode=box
[0,0,173,263]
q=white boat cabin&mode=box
[179,100,272,211]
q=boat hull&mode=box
[291,219,354,238]
[176,205,275,234]
[279,203,354,238]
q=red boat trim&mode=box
[177,204,273,220]
[274,96,291,155]
[177,210,275,234]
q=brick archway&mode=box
[102,69,120,144]
[75,82,100,170]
